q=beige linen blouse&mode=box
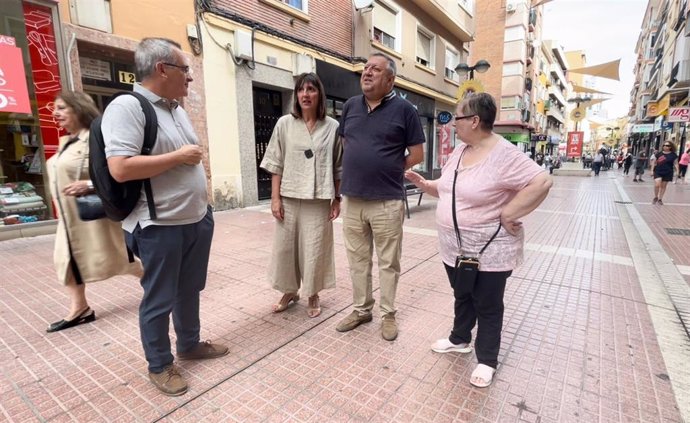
[260,115,342,199]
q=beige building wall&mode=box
[58,0,196,53]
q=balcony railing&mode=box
[548,86,567,107]
[546,107,565,124]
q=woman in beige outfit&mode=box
[260,73,342,318]
[46,91,141,333]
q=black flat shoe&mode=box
[47,308,96,333]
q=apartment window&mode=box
[458,0,475,15]
[445,47,459,81]
[503,62,524,76]
[416,27,435,68]
[373,1,399,50]
[504,26,526,42]
[501,96,521,110]
[69,0,113,33]
[280,0,307,11]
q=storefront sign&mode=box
[567,131,584,158]
[646,101,659,117]
[80,57,112,81]
[632,123,654,133]
[668,107,690,122]
[23,2,63,159]
[0,43,31,114]
[437,111,453,125]
[530,134,547,142]
[501,133,530,143]
[0,35,17,46]
[654,115,664,131]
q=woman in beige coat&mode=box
[46,91,140,333]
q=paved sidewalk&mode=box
[0,170,688,422]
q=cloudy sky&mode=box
[542,0,648,119]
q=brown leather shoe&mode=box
[149,364,187,396]
[335,311,372,332]
[177,340,229,360]
[381,314,398,341]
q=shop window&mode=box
[373,1,399,51]
[445,46,459,81]
[69,0,112,33]
[416,27,435,69]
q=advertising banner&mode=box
[0,42,31,114]
[23,2,63,160]
[668,107,690,123]
[437,124,452,166]
[567,131,584,158]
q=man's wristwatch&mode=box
[86,180,94,190]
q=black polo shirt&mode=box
[339,92,425,200]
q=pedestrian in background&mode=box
[623,152,633,176]
[649,149,658,170]
[651,142,679,205]
[102,38,227,396]
[676,147,688,184]
[592,151,604,176]
[633,151,647,182]
[260,73,342,318]
[405,93,551,388]
[45,91,141,333]
[335,52,425,341]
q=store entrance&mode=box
[252,87,283,201]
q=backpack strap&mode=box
[111,91,159,220]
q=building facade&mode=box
[0,0,207,237]
[199,0,475,208]
[630,0,689,155]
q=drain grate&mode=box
[665,228,690,236]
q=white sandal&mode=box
[470,364,496,388]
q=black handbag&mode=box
[74,139,106,221]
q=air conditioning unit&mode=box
[506,2,517,13]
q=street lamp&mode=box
[455,60,491,80]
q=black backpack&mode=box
[89,91,158,221]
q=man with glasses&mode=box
[102,38,227,396]
[335,53,425,341]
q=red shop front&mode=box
[0,0,65,227]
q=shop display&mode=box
[0,181,47,225]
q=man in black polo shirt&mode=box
[335,52,425,341]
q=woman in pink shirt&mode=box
[406,93,552,388]
[678,147,689,184]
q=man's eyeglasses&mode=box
[455,114,477,121]
[162,62,190,74]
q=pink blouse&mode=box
[680,153,689,166]
[435,138,544,271]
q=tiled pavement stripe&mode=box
[613,178,690,422]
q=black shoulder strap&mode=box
[451,145,501,258]
[111,91,159,220]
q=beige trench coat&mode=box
[47,132,141,285]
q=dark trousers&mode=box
[125,208,214,372]
[444,263,511,369]
[593,162,602,175]
[623,164,631,175]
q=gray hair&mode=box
[135,38,182,80]
[370,52,397,77]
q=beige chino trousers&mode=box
[342,197,405,317]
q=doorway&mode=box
[253,87,283,200]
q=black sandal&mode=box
[47,307,96,333]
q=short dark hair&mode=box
[369,52,397,76]
[460,92,497,131]
[56,91,100,129]
[291,73,327,120]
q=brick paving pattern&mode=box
[0,169,687,422]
